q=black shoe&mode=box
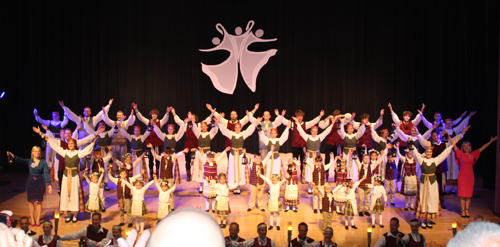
[65,218,71,223]
[293,209,298,213]
[359,212,364,217]
[261,209,265,212]
[104,186,110,191]
[247,208,252,212]
[284,210,288,212]
[404,207,409,211]
[320,210,323,213]
[198,190,203,194]
[390,203,395,206]
[410,207,415,211]
[345,226,349,230]
[372,225,376,228]
[101,208,106,213]
[314,209,318,214]
[220,224,223,228]
[127,223,133,228]
[119,223,125,226]
[277,226,281,231]
[364,212,371,217]
[206,209,209,212]
[268,226,273,230]
[351,225,358,229]
[429,221,436,225]
[223,224,226,228]
[212,210,215,213]
[421,224,427,229]
[379,224,384,228]
[72,216,78,223]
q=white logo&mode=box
[200,20,278,94]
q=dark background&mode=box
[1,1,498,189]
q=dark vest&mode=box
[266,141,281,159]
[92,159,104,173]
[253,237,272,247]
[398,121,414,147]
[322,193,335,212]
[385,161,397,180]
[199,133,212,148]
[97,133,111,148]
[291,122,307,148]
[326,122,343,146]
[130,137,144,155]
[164,135,177,150]
[407,233,424,247]
[312,165,326,185]
[160,156,174,179]
[383,232,404,247]
[145,120,163,146]
[38,235,57,247]
[86,226,109,243]
[48,123,62,136]
[357,124,373,149]
[249,162,265,186]
[225,120,240,148]
[291,237,314,247]
[358,163,372,189]
[116,178,131,199]
[184,123,198,149]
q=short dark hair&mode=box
[361,113,370,120]
[298,222,308,230]
[390,217,399,224]
[92,212,102,219]
[229,222,239,229]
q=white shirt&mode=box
[236,236,277,247]
[373,231,404,247]
[40,234,63,247]
[60,226,113,247]
[155,182,176,204]
[402,232,427,247]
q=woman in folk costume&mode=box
[337,115,366,159]
[6,146,52,226]
[258,125,290,178]
[294,115,334,194]
[256,168,287,231]
[121,178,155,233]
[210,173,240,228]
[409,136,459,229]
[44,134,98,223]
[83,167,105,213]
[388,103,424,155]
[153,174,177,220]
[251,109,284,159]
[454,136,497,218]
[131,103,170,154]
[152,120,187,179]
[191,116,219,193]
[395,143,418,211]
[282,155,300,212]
[217,112,261,194]
[196,147,230,212]
[119,125,151,177]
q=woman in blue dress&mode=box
[7,146,52,226]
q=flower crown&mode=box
[374,176,384,182]
[122,153,133,160]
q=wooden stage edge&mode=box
[0,155,498,247]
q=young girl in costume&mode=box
[196,147,230,212]
[121,177,155,233]
[257,168,287,231]
[83,167,105,213]
[369,175,388,228]
[211,173,240,228]
[153,174,177,220]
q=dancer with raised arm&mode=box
[319,110,352,167]
[6,146,52,226]
[307,154,335,213]
[107,168,144,228]
[152,119,187,180]
[82,167,105,213]
[258,125,290,179]
[419,110,467,132]
[282,154,300,212]
[197,147,230,212]
[353,150,385,217]
[121,177,155,233]
[217,112,261,194]
[153,175,177,220]
[34,107,68,171]
[120,125,151,176]
[88,147,112,209]
[352,109,385,155]
[102,105,136,169]
[210,173,241,228]
[282,110,324,183]
[454,136,497,218]
[250,109,284,159]
[395,143,418,211]
[114,152,146,178]
[257,167,287,231]
[337,118,366,156]
[191,115,219,193]
[246,149,272,212]
[388,103,424,154]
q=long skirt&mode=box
[266,157,282,178]
[371,197,384,213]
[193,151,208,183]
[85,195,104,212]
[60,174,84,212]
[157,202,171,220]
[446,153,459,186]
[26,175,45,202]
[414,181,441,220]
[130,200,148,217]
[401,175,418,196]
[304,157,314,182]
[227,153,246,186]
[344,200,358,217]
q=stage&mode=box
[1,153,499,247]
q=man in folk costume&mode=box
[420,110,467,133]
[409,135,459,229]
[217,112,261,194]
[388,103,424,156]
[417,125,468,209]
[228,223,277,247]
[132,103,170,173]
[120,125,151,177]
[148,143,185,210]
[172,109,212,182]
[290,222,315,247]
[19,217,38,241]
[282,110,324,183]
[351,109,385,156]
[191,115,219,193]
[295,115,334,194]
[60,99,112,172]
[225,222,245,246]
[373,217,405,247]
[59,212,112,247]
[38,221,62,247]
[101,104,136,174]
[34,107,68,171]
[250,109,284,159]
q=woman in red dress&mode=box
[454,136,497,218]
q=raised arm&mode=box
[46,138,66,156]
[78,141,96,158]
[171,110,185,126]
[258,173,273,186]
[34,112,51,126]
[355,123,366,139]
[62,105,81,125]
[324,153,335,170]
[262,150,273,166]
[479,136,498,153]
[212,111,229,126]
[143,180,155,190]
[121,179,134,190]
[124,110,136,128]
[318,124,333,141]
[101,108,115,127]
[305,111,323,129]
[337,123,346,139]
[295,121,309,141]
[175,123,187,141]
[452,111,467,126]
[278,127,290,145]
[242,123,256,139]
[134,110,150,125]
[418,131,432,148]
[215,149,229,164]
[217,122,233,139]
[153,124,166,141]
[410,147,423,166]
[147,144,162,161]
[191,120,201,137]
[77,132,98,147]
[371,128,382,144]
[140,129,151,143]
[119,128,133,141]
[209,123,219,139]
[390,107,401,124]
[420,113,433,129]
[395,127,409,142]
[258,130,269,144]
[114,159,124,168]
[372,110,384,130]
[196,150,207,164]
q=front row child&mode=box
[247,149,271,212]
[83,167,105,213]
[369,176,388,228]
[121,175,155,233]
[383,150,398,206]
[257,167,287,231]
[343,177,366,230]
[107,168,143,227]
[319,182,335,229]
[211,173,239,228]
[283,157,300,212]
[154,175,177,221]
[197,147,230,212]
[308,154,335,214]
[332,156,351,214]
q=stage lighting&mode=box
[0,92,4,98]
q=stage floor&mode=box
[1,153,499,247]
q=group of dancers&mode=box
[8,99,498,234]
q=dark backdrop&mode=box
[1,1,499,189]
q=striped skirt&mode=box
[371,197,384,213]
[344,201,357,217]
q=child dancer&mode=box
[197,147,230,212]
[257,168,287,231]
[282,156,300,212]
[307,154,335,213]
[354,152,383,217]
[120,125,151,177]
[388,103,424,154]
[192,117,219,193]
[319,182,335,229]
[83,167,105,213]
[343,177,366,230]
[382,150,398,206]
[332,150,352,214]
[396,143,418,211]
[121,177,155,233]
[153,174,177,220]
[115,152,146,178]
[89,148,112,210]
[211,173,240,228]
[107,168,143,227]
[152,121,187,179]
[246,149,271,212]
[369,176,388,228]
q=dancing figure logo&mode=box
[200,20,278,94]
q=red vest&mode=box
[249,162,265,186]
[92,159,104,173]
[86,226,109,243]
[403,160,416,176]
[117,178,132,199]
[335,170,348,184]
[398,121,414,147]
[287,168,298,185]
[319,241,339,247]
[407,233,424,247]
[312,165,326,186]
[160,156,174,179]
[326,122,343,146]
[225,236,245,247]
[38,235,57,247]
[253,237,272,247]
[184,123,198,149]
[145,120,163,146]
[385,161,397,180]
[291,237,314,247]
[56,140,68,170]
[383,232,405,247]
[358,164,372,189]
[204,162,218,180]
[292,122,307,148]
[322,193,335,212]
[357,124,373,149]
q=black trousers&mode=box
[185,150,193,172]
[292,147,305,177]
[58,170,63,189]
